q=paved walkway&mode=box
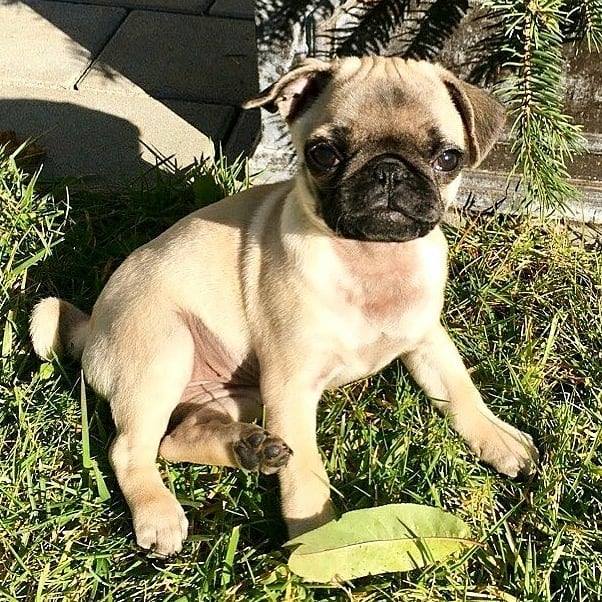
[0,0,258,181]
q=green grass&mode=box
[1,147,601,601]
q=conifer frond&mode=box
[403,0,469,60]
[562,0,602,48]
[467,11,517,85]
[331,0,413,56]
[255,0,340,44]
[481,0,586,213]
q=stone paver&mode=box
[161,100,234,144]
[209,0,254,20]
[0,0,260,179]
[48,0,212,13]
[0,0,126,89]
[79,11,257,105]
[0,84,214,180]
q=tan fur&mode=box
[30,57,536,555]
[30,297,90,360]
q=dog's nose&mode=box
[372,159,406,190]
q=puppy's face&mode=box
[245,57,505,243]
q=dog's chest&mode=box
[312,234,446,386]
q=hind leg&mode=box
[98,327,194,556]
[160,393,292,474]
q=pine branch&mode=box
[403,0,469,60]
[481,0,586,213]
[255,0,342,44]
[467,11,517,85]
[562,0,602,49]
[330,0,414,56]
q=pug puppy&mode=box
[30,56,538,557]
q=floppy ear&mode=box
[438,68,506,167]
[242,58,333,122]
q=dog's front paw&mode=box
[233,425,292,475]
[458,413,539,478]
[132,490,188,556]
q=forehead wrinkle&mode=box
[294,57,467,153]
[370,55,390,78]
[393,57,405,80]
[356,56,375,80]
[384,58,399,80]
[336,58,441,107]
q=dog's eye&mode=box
[306,142,341,171]
[434,149,461,172]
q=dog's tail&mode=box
[30,297,90,361]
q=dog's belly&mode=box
[181,313,259,405]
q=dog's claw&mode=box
[233,426,292,475]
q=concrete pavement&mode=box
[0,0,259,181]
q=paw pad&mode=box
[233,427,292,475]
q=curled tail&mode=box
[30,297,90,361]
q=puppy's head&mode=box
[244,56,505,242]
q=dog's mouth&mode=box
[333,207,441,243]
[368,206,439,225]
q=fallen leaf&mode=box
[285,503,474,582]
